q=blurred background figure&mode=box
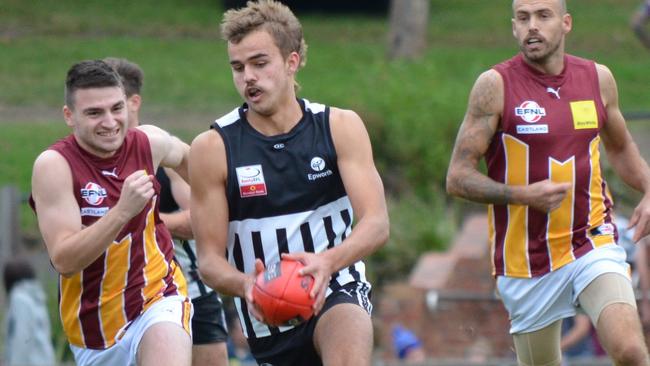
[226,311,254,366]
[2,257,56,366]
[560,314,598,365]
[391,324,426,363]
[614,214,650,326]
[631,0,650,50]
[630,219,650,327]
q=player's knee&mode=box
[608,338,649,365]
[321,348,371,366]
[142,322,192,355]
[315,306,372,365]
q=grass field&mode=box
[3,0,650,286]
[2,0,649,186]
[2,0,650,295]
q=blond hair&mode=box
[221,0,308,69]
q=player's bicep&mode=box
[139,125,189,172]
[330,108,387,219]
[189,131,229,257]
[597,64,631,154]
[31,151,81,255]
[450,70,503,168]
[162,135,190,169]
[600,106,632,155]
[165,168,190,209]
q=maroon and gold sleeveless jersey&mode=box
[41,129,187,349]
[487,54,615,278]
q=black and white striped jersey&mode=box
[212,98,370,339]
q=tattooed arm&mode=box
[598,63,650,241]
[445,69,570,212]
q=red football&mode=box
[252,259,315,326]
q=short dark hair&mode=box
[65,59,124,109]
[3,258,36,294]
[103,57,144,97]
[512,0,567,14]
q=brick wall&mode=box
[375,214,516,361]
[375,212,650,362]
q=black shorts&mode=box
[248,281,372,366]
[191,291,228,344]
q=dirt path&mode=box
[0,104,61,123]
[0,103,222,135]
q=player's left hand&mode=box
[629,193,650,242]
[281,252,329,315]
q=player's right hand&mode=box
[525,179,571,213]
[115,170,155,218]
[245,259,267,323]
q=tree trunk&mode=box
[0,185,21,265]
[387,0,430,60]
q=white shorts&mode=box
[70,295,193,366]
[497,244,630,334]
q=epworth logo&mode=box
[307,156,333,181]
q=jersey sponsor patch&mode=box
[81,182,108,205]
[590,223,615,236]
[570,100,598,129]
[307,156,333,181]
[236,164,268,198]
[80,207,109,217]
[516,124,549,134]
[515,100,546,123]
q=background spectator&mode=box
[392,324,427,363]
[631,0,650,50]
[2,257,56,366]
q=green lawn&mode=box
[3,0,650,275]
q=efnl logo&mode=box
[81,182,108,206]
[515,101,546,123]
[236,164,268,198]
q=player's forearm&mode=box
[160,211,193,240]
[321,213,389,273]
[49,207,132,277]
[608,144,650,194]
[447,167,522,205]
[198,254,250,298]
